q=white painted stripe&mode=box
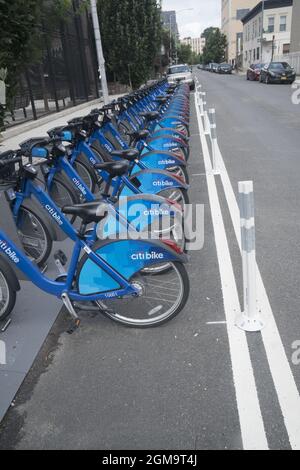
[206,321,227,325]
[215,141,300,450]
[195,94,268,450]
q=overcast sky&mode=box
[162,0,221,38]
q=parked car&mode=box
[207,63,219,72]
[167,64,195,90]
[246,63,265,81]
[217,63,233,74]
[260,62,296,84]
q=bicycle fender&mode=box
[124,169,189,196]
[76,239,187,296]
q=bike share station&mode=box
[0,80,192,426]
[0,189,63,422]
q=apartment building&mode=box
[181,37,206,55]
[290,0,300,52]
[242,0,293,68]
[161,11,179,39]
[222,0,259,65]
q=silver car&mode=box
[167,64,195,90]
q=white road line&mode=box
[215,142,300,450]
[195,95,268,450]
[206,321,227,325]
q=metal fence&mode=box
[8,2,101,127]
[273,52,300,75]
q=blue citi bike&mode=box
[0,155,189,330]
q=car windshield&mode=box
[255,64,264,70]
[269,62,292,71]
[168,66,190,74]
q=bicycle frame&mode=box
[0,227,136,301]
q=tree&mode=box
[0,0,84,130]
[177,44,193,65]
[97,0,162,88]
[202,28,227,65]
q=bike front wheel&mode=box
[97,261,189,327]
[0,269,16,321]
[17,207,52,267]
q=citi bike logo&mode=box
[158,159,176,165]
[0,340,6,365]
[131,251,164,261]
[72,178,87,196]
[45,205,63,226]
[0,240,20,264]
[153,180,173,187]
[163,142,177,148]
[143,209,169,216]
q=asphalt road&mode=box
[0,73,299,450]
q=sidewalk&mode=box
[0,93,119,425]
[1,95,120,152]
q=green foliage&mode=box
[0,0,84,130]
[202,28,227,65]
[98,0,162,88]
[177,44,193,65]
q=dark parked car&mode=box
[246,63,265,81]
[260,62,296,84]
[217,63,233,74]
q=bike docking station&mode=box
[0,187,27,282]
[235,181,265,332]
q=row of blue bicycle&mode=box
[0,79,192,331]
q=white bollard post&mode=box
[198,92,204,116]
[235,182,265,332]
[208,108,219,174]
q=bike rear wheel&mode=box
[97,261,189,327]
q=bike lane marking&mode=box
[215,141,300,450]
[195,95,268,450]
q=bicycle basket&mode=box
[19,137,49,157]
[0,151,19,186]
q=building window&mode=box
[253,49,256,60]
[257,47,260,60]
[268,17,275,33]
[280,16,287,32]
[283,43,290,54]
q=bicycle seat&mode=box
[155,96,169,104]
[62,202,108,225]
[139,111,160,121]
[110,149,139,161]
[126,130,150,142]
[94,161,130,176]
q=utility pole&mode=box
[261,0,265,62]
[90,0,109,104]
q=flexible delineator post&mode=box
[236,181,265,332]
[209,108,219,174]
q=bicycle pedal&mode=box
[54,250,68,266]
[67,318,81,335]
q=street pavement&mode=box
[0,73,300,449]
